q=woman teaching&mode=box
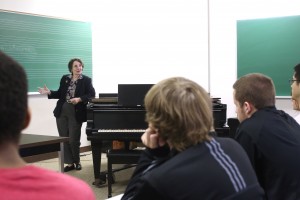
[38,58,95,172]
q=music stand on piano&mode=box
[117,84,154,107]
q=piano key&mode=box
[98,129,146,133]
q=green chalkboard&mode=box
[237,15,300,96]
[0,11,92,93]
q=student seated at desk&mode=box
[121,77,264,200]
[290,63,300,124]
[233,73,300,200]
[0,51,95,200]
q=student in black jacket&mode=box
[122,77,264,200]
[38,58,95,172]
[233,73,300,200]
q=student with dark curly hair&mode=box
[0,51,95,199]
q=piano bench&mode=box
[106,149,142,198]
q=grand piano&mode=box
[86,84,152,186]
[86,102,146,186]
[86,85,228,186]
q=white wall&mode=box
[0,0,209,146]
[209,0,300,119]
[91,0,209,94]
[1,0,299,147]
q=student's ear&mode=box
[243,101,254,115]
[22,108,31,130]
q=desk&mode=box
[20,134,69,172]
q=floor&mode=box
[32,152,135,200]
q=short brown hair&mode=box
[68,58,84,73]
[144,77,213,151]
[233,73,275,109]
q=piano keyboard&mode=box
[91,129,145,140]
[98,129,146,133]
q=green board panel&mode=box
[237,15,300,96]
[0,11,92,92]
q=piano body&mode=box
[86,99,147,186]
[86,90,228,186]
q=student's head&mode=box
[144,77,213,152]
[68,58,84,74]
[0,51,30,145]
[233,73,275,122]
[293,63,300,81]
[291,63,300,110]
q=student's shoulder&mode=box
[28,165,94,194]
[236,115,263,140]
[214,136,236,143]
[213,137,245,150]
[212,137,253,164]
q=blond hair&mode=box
[144,77,213,151]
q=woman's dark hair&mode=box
[68,58,84,73]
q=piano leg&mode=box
[91,140,106,187]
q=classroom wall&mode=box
[1,0,299,147]
[209,0,300,118]
[0,0,97,146]
[0,0,209,147]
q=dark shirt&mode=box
[122,136,264,200]
[48,74,95,122]
[235,106,300,200]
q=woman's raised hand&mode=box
[38,84,50,95]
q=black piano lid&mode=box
[118,84,154,107]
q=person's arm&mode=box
[38,82,61,99]
[37,85,51,95]
[121,146,169,200]
[48,75,66,99]
[79,76,95,103]
[121,126,170,200]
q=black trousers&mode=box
[56,102,82,164]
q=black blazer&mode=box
[48,74,95,122]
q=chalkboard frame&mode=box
[0,10,92,93]
[237,15,300,97]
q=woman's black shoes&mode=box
[75,163,82,170]
[64,163,82,172]
[64,164,75,172]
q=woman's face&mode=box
[72,61,83,76]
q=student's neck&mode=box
[0,143,26,168]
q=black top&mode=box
[235,106,300,200]
[122,136,264,200]
[48,74,95,122]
